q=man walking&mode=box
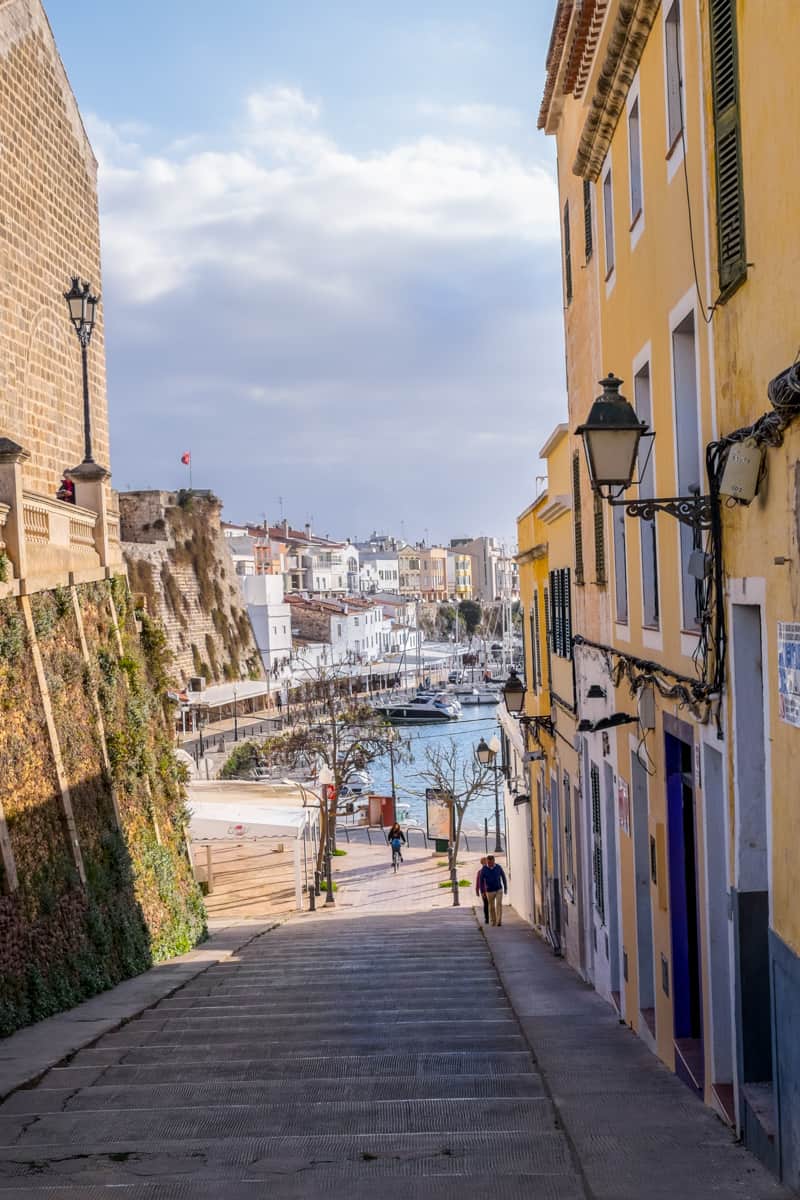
[479,855,508,927]
[475,856,489,924]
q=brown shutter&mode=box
[594,494,606,585]
[572,452,584,585]
[583,179,593,262]
[563,200,573,304]
[710,0,745,292]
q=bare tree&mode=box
[254,658,407,872]
[412,737,492,867]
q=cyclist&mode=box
[387,822,406,870]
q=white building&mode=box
[356,536,401,594]
[370,592,422,657]
[450,536,519,602]
[287,595,390,671]
[240,574,292,691]
[226,535,257,577]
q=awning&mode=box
[188,801,314,842]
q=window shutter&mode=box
[572,452,584,585]
[583,179,593,261]
[594,494,606,585]
[563,200,573,304]
[710,0,745,292]
[563,568,572,660]
[533,595,542,689]
[590,764,605,921]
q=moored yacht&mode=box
[373,692,460,724]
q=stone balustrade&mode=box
[0,438,123,597]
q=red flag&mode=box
[180,452,191,466]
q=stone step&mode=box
[149,998,509,1017]
[0,1130,576,1191]
[120,1013,517,1037]
[70,1031,527,1066]
[43,1050,535,1090]
[1,1072,545,1115]
[0,1173,583,1199]
[1,1097,555,1148]
[96,1025,525,1052]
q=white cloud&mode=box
[416,101,522,133]
[94,85,564,537]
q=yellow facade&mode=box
[534,0,800,1183]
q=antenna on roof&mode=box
[278,496,284,520]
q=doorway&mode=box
[665,731,704,1093]
[603,761,621,1002]
[632,752,656,1037]
[704,743,735,1122]
[731,602,774,1163]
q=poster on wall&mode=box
[426,788,454,842]
[777,622,800,728]
[617,778,631,836]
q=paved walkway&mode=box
[0,862,790,1197]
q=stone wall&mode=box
[0,576,205,1037]
[120,490,265,687]
[0,0,109,498]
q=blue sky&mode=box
[48,2,565,545]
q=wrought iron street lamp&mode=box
[502,669,554,744]
[476,735,503,852]
[576,373,713,531]
[64,276,102,472]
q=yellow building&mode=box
[501,425,583,970]
[535,1,800,1185]
[447,550,473,600]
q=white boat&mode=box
[458,688,501,706]
[373,692,460,724]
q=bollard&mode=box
[308,884,316,912]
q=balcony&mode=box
[0,440,123,598]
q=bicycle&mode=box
[391,839,403,873]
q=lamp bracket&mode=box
[608,492,714,531]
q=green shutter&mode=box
[563,200,573,304]
[710,0,746,292]
[590,764,604,921]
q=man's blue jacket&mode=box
[479,863,507,893]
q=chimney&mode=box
[305,522,311,538]
[282,518,289,535]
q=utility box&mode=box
[720,439,763,503]
[435,839,449,854]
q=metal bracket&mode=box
[609,493,714,531]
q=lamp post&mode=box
[233,684,239,743]
[476,735,503,853]
[575,373,714,530]
[387,728,398,825]
[64,277,103,476]
[318,764,335,905]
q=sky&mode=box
[48,1,566,547]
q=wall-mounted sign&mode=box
[425,788,454,842]
[617,778,630,836]
[778,622,800,728]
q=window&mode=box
[593,494,607,585]
[531,594,543,691]
[628,96,643,223]
[572,452,584,585]
[613,505,628,624]
[563,772,574,894]
[672,313,702,629]
[548,568,572,660]
[583,179,593,261]
[563,200,573,304]
[337,623,342,637]
[635,364,659,627]
[602,167,615,278]
[665,0,683,149]
[591,764,605,921]
[709,0,745,291]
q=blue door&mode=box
[666,733,704,1093]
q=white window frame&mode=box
[601,158,616,295]
[626,75,645,248]
[668,286,704,644]
[632,340,662,650]
[663,0,686,182]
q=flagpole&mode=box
[189,451,193,491]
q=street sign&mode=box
[425,788,454,842]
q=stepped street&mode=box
[0,847,788,1199]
